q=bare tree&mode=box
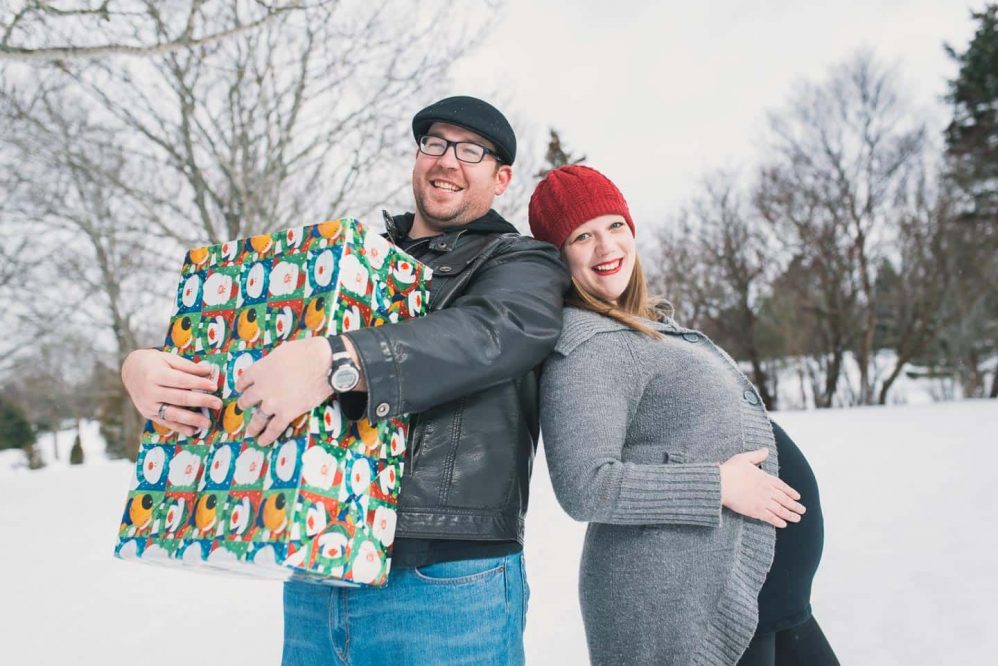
[875,172,960,403]
[0,1,316,62]
[755,51,925,406]
[0,0,497,457]
[649,174,779,408]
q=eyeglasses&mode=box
[418,135,502,164]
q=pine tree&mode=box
[945,4,998,224]
[535,129,586,178]
[0,396,36,450]
[943,5,998,398]
[70,432,85,465]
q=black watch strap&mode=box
[326,335,347,357]
[326,335,361,393]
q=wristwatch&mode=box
[326,336,361,393]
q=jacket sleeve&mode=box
[540,332,722,527]
[343,237,568,422]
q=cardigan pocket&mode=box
[621,446,686,465]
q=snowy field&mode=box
[1,400,995,665]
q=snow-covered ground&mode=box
[1,400,995,665]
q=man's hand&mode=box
[236,337,335,446]
[121,349,223,437]
[719,448,805,528]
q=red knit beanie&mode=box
[528,165,635,248]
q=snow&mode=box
[0,419,109,472]
[1,400,995,665]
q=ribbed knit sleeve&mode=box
[540,330,721,527]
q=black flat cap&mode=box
[412,95,516,165]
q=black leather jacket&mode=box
[344,210,568,543]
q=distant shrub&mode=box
[0,396,36,451]
[70,433,85,465]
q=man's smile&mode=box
[430,179,463,192]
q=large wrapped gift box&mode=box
[114,219,431,587]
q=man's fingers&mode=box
[160,387,222,411]
[150,416,198,438]
[244,406,273,439]
[159,404,211,431]
[257,415,289,447]
[162,367,219,393]
[235,366,256,394]
[237,386,262,413]
[163,354,214,375]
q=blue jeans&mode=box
[282,552,529,665]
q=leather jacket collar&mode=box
[382,209,519,252]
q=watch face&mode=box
[331,365,360,393]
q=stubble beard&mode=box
[413,186,475,232]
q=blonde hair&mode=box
[564,254,672,338]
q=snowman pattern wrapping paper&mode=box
[115,219,431,587]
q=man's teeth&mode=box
[594,259,621,273]
[432,181,461,192]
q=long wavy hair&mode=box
[564,254,672,338]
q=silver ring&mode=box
[257,409,274,421]
[157,403,168,421]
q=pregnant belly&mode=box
[757,421,825,631]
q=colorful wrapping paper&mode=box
[114,219,431,587]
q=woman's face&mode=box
[562,214,635,305]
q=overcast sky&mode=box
[451,0,980,227]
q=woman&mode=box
[529,165,838,666]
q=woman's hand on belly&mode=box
[719,448,806,528]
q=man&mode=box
[121,96,568,665]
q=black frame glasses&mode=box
[418,135,502,164]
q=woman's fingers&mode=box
[738,448,769,465]
[774,478,801,501]
[770,501,802,524]
[159,387,222,412]
[773,489,806,515]
[762,509,789,528]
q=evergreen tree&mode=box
[69,432,84,465]
[945,4,998,224]
[535,129,586,178]
[0,395,36,450]
[943,5,998,398]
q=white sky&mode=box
[452,0,980,227]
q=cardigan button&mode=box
[375,402,390,417]
[682,332,701,343]
[437,265,453,273]
[742,389,760,406]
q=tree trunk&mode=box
[746,343,776,410]
[878,364,905,405]
[50,423,59,461]
[819,350,843,408]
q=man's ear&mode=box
[494,164,513,196]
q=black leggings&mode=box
[736,616,840,666]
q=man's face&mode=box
[411,122,512,232]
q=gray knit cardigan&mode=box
[540,307,777,665]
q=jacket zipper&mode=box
[407,413,423,475]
